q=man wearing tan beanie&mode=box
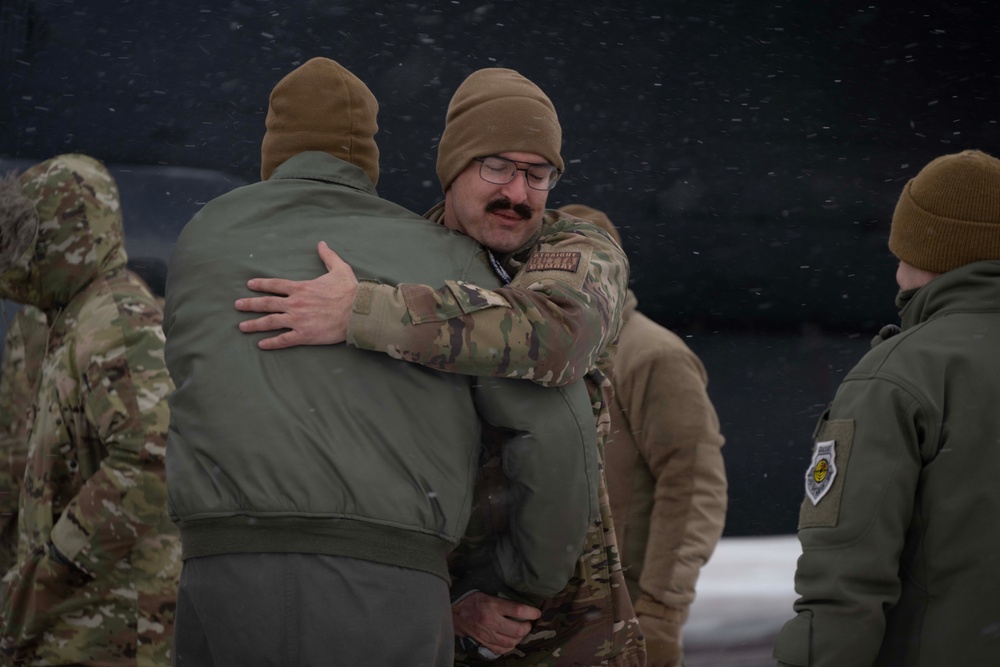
[236,67,641,665]
[774,149,1000,666]
[559,204,729,667]
[164,58,599,666]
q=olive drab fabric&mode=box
[348,203,643,665]
[774,261,1000,666]
[349,206,627,389]
[0,154,179,666]
[164,151,597,597]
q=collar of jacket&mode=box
[898,259,1000,331]
[268,151,377,196]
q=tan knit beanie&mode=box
[260,57,380,185]
[436,68,563,192]
[889,149,1000,273]
[558,204,622,248]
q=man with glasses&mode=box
[165,59,598,666]
[476,156,559,191]
[237,67,643,666]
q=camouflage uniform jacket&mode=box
[348,202,644,666]
[0,154,179,666]
[0,306,48,575]
[347,204,625,388]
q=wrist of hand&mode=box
[46,540,95,578]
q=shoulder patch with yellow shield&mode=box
[806,440,837,505]
[798,417,855,529]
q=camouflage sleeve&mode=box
[48,292,174,579]
[346,216,628,386]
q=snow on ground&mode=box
[684,534,801,666]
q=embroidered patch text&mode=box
[524,251,582,273]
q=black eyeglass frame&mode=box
[473,156,562,191]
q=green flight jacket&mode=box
[164,152,597,599]
[774,260,1000,666]
[345,201,643,665]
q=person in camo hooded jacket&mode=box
[0,153,179,666]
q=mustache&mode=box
[486,198,533,220]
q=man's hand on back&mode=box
[235,241,357,349]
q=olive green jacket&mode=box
[357,203,644,666]
[774,260,1000,666]
[164,152,597,599]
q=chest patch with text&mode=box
[524,251,582,273]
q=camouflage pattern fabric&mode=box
[348,206,629,388]
[451,365,643,667]
[351,204,644,665]
[0,306,48,575]
[0,154,180,666]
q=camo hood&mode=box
[0,153,127,311]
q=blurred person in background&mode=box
[0,153,179,666]
[1,267,165,579]
[559,204,728,667]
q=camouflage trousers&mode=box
[451,434,645,667]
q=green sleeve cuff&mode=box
[773,611,811,666]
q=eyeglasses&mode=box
[473,156,562,191]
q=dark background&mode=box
[2,0,998,536]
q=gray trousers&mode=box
[173,552,453,667]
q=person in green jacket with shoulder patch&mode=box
[773,149,1000,666]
